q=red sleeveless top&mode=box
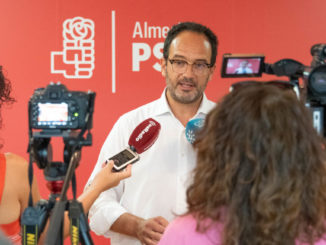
[0,153,21,245]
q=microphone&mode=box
[109,118,161,171]
[128,118,161,154]
[185,118,205,144]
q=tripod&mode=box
[44,149,93,245]
[22,134,94,245]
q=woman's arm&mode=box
[62,161,131,238]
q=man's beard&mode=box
[166,77,206,104]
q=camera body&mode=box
[28,82,95,171]
[29,82,93,130]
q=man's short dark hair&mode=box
[163,22,218,66]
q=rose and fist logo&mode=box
[51,17,95,79]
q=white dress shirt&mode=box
[86,89,215,245]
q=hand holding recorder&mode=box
[109,118,161,171]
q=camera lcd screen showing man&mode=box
[37,102,69,127]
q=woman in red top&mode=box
[0,66,131,244]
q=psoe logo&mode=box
[51,17,95,79]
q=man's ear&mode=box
[208,65,216,81]
[161,58,167,78]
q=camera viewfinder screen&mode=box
[37,103,68,126]
[221,56,264,78]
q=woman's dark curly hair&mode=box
[187,83,326,245]
[0,67,16,128]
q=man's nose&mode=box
[183,64,196,78]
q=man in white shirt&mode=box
[86,21,218,245]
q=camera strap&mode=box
[69,156,81,245]
[27,155,34,207]
[21,207,40,245]
[69,199,81,245]
[21,156,39,245]
[69,198,93,245]
[69,169,82,245]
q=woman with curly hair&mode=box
[0,67,132,244]
[159,83,326,245]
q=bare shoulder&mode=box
[4,152,29,176]
[0,153,30,203]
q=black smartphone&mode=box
[109,147,139,172]
[221,53,265,78]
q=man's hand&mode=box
[111,213,169,244]
[136,216,169,245]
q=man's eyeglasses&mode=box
[168,59,212,75]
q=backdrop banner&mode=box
[1,0,325,243]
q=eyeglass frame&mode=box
[168,58,213,75]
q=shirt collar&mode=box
[153,88,212,117]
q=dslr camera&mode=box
[29,82,94,131]
[28,82,95,170]
[221,44,326,136]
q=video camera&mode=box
[22,82,96,245]
[221,44,326,136]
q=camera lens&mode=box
[308,65,326,95]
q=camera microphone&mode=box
[110,118,161,171]
[185,118,205,144]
